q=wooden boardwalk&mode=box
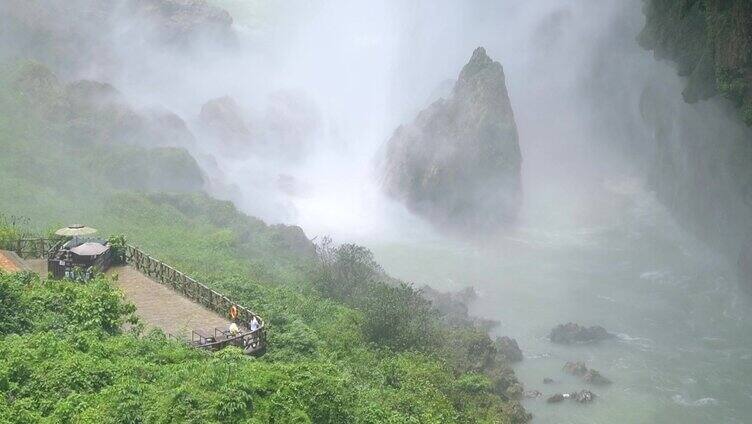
[2,239,265,353]
[109,265,232,337]
[25,259,47,276]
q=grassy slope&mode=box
[0,62,528,423]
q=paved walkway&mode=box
[25,259,47,276]
[108,265,232,338]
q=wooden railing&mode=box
[0,238,62,259]
[123,245,266,354]
[3,238,267,355]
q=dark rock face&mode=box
[631,0,752,291]
[549,323,612,344]
[382,47,522,233]
[638,0,752,288]
[564,361,612,385]
[639,0,752,125]
[638,76,752,291]
[496,336,523,362]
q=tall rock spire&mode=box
[382,47,522,234]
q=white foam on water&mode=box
[639,270,670,281]
[671,395,720,407]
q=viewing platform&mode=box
[1,236,266,356]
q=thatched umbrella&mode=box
[55,225,98,246]
[55,224,98,237]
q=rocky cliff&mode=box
[639,0,752,125]
[382,47,522,233]
[638,0,752,288]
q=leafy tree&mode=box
[0,271,32,335]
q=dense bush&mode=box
[0,270,530,423]
[314,238,441,351]
[0,272,32,335]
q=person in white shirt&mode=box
[250,316,260,332]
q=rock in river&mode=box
[382,47,522,234]
[564,361,613,385]
[571,389,596,403]
[563,361,588,376]
[547,390,597,404]
[583,369,612,385]
[549,322,612,344]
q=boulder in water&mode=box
[546,393,567,404]
[549,322,612,344]
[523,390,542,399]
[563,361,588,376]
[583,369,612,385]
[547,390,596,405]
[571,389,596,403]
[382,47,522,234]
[564,361,613,385]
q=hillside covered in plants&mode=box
[0,4,529,422]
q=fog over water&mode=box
[68,0,752,422]
[206,2,752,423]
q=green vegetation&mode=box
[639,0,752,125]
[0,61,529,422]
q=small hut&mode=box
[49,225,112,279]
